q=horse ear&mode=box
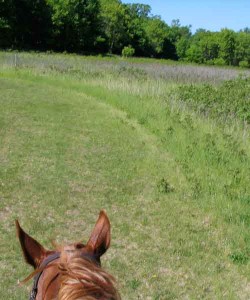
[87,210,111,258]
[15,220,47,268]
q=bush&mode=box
[239,61,249,68]
[122,45,135,58]
[205,59,215,65]
[177,77,250,124]
[212,58,226,66]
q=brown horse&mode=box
[16,210,120,300]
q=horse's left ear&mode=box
[15,220,47,268]
[86,210,111,258]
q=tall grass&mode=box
[1,51,249,84]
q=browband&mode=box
[29,251,99,299]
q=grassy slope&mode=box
[0,59,249,299]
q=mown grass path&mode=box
[0,70,249,299]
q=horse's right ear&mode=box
[15,220,47,268]
[86,210,111,258]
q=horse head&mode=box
[16,210,119,300]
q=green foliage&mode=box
[239,60,249,68]
[167,19,192,43]
[122,3,150,56]
[185,31,220,64]
[0,0,52,49]
[176,36,190,60]
[177,77,250,123]
[229,252,249,264]
[183,29,250,68]
[235,32,250,66]
[165,19,191,60]
[47,0,101,52]
[0,0,12,47]
[212,57,226,66]
[99,0,126,53]
[0,0,249,68]
[145,17,168,53]
[127,3,151,19]
[157,178,174,193]
[219,29,236,65]
[185,44,203,63]
[143,17,170,57]
[122,45,135,57]
[127,279,141,290]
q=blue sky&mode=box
[121,0,250,33]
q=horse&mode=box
[16,210,120,300]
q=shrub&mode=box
[122,45,135,58]
[239,60,249,68]
[212,58,226,66]
[205,59,215,65]
[177,77,250,124]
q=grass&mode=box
[0,52,249,299]
[1,51,249,84]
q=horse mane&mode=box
[58,250,120,300]
[20,247,120,300]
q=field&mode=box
[0,52,249,299]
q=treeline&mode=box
[0,0,249,67]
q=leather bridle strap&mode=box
[30,252,60,300]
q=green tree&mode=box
[122,3,150,56]
[185,44,203,63]
[235,31,250,66]
[165,19,192,60]
[176,36,190,60]
[199,31,220,62]
[143,16,169,57]
[122,45,135,57]
[0,0,12,47]
[167,19,191,43]
[99,0,126,53]
[47,0,101,52]
[13,0,52,49]
[184,30,221,64]
[127,3,151,19]
[219,29,236,65]
[0,0,52,49]
[144,17,164,55]
[240,27,250,34]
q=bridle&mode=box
[29,251,100,300]
[29,252,60,300]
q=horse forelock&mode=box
[57,248,120,300]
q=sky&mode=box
[121,0,250,33]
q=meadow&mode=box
[0,52,249,299]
